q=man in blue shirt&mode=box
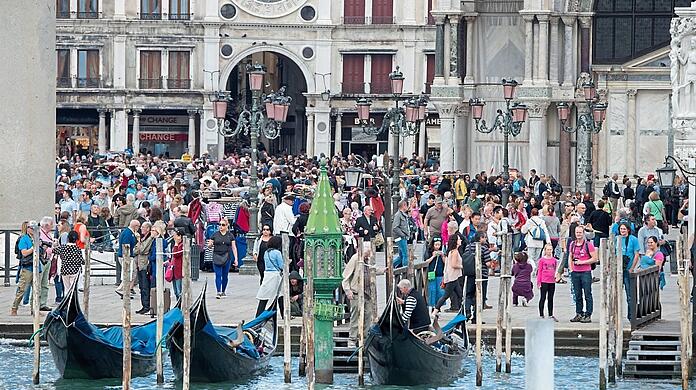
[617,222,640,320]
[11,222,37,315]
[116,220,140,299]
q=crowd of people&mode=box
[10,151,694,340]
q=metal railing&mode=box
[369,81,392,95]
[76,77,101,88]
[1,230,21,287]
[342,16,366,25]
[57,77,72,88]
[371,15,394,25]
[77,11,99,19]
[628,265,662,329]
[56,10,71,18]
[167,78,191,89]
[168,13,190,20]
[139,78,163,89]
[140,12,162,20]
[341,81,366,94]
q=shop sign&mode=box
[136,115,188,126]
[425,116,440,127]
[140,132,188,142]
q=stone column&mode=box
[306,111,315,157]
[334,112,342,156]
[132,109,142,155]
[187,109,197,156]
[435,103,458,171]
[217,131,225,160]
[0,0,55,227]
[626,89,637,175]
[464,15,476,83]
[561,16,576,86]
[454,106,469,171]
[527,102,549,174]
[434,15,446,81]
[523,15,534,84]
[109,109,116,151]
[549,16,560,85]
[537,14,550,83]
[444,18,451,84]
[98,108,107,154]
[449,15,460,81]
[579,17,591,73]
[418,120,427,158]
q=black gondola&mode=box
[365,292,468,386]
[167,284,278,383]
[43,282,183,379]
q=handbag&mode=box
[373,232,385,247]
[164,262,174,282]
[212,252,229,266]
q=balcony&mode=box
[342,81,366,94]
[167,78,191,89]
[76,77,101,88]
[139,78,163,89]
[56,10,71,19]
[371,15,394,25]
[343,16,366,25]
[140,12,162,20]
[168,13,190,20]
[370,80,392,94]
[77,11,99,19]
[57,77,72,88]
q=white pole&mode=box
[182,237,191,390]
[155,237,164,384]
[31,223,41,385]
[525,319,554,389]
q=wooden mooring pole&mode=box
[475,242,483,387]
[305,235,315,390]
[607,237,617,383]
[386,237,394,295]
[678,237,691,390]
[122,244,132,390]
[83,244,91,320]
[504,233,513,373]
[357,238,365,386]
[281,233,292,383]
[598,238,608,390]
[495,233,507,372]
[31,223,41,385]
[182,237,192,390]
[615,236,624,376]
[370,240,379,323]
[155,237,164,384]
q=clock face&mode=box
[231,0,308,18]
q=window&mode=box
[425,54,435,94]
[139,51,162,89]
[300,5,316,21]
[427,0,434,25]
[168,51,190,89]
[342,55,365,93]
[370,54,393,94]
[57,50,71,88]
[593,0,692,64]
[220,3,236,19]
[343,0,365,25]
[77,0,98,18]
[56,0,70,18]
[169,0,190,20]
[141,0,161,20]
[77,50,99,88]
[371,0,393,24]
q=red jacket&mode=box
[172,242,183,280]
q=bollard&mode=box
[155,238,165,384]
[475,242,483,387]
[525,319,554,389]
[281,233,292,383]
[83,245,91,320]
[182,237,192,390]
[31,223,41,385]
[122,245,132,390]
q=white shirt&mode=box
[273,202,297,236]
[520,215,552,248]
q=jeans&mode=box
[213,260,231,293]
[623,271,633,320]
[527,247,543,271]
[172,279,182,299]
[54,275,64,303]
[428,277,445,307]
[392,238,409,268]
[570,271,593,316]
[137,269,151,310]
[464,275,476,317]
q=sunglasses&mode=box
[262,228,271,231]
[220,223,228,226]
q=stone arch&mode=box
[219,45,316,94]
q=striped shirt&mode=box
[401,295,418,324]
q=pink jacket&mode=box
[536,256,558,285]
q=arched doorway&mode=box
[223,51,308,156]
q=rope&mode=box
[27,326,44,347]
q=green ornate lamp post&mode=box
[304,158,345,384]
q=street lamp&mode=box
[209,91,233,136]
[354,66,428,215]
[556,79,608,194]
[657,156,696,188]
[343,166,364,189]
[468,78,528,206]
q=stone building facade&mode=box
[56,0,691,189]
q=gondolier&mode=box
[395,279,430,333]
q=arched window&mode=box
[593,0,692,64]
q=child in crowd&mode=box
[512,252,533,306]
[537,243,558,321]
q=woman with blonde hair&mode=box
[643,191,667,231]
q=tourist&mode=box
[643,191,667,232]
[520,208,552,269]
[60,189,78,225]
[134,222,153,315]
[342,244,384,347]
[392,200,411,268]
[115,219,140,299]
[169,228,185,299]
[424,199,450,242]
[462,231,492,316]
[565,224,598,323]
[396,279,431,333]
[639,236,666,290]
[53,231,85,292]
[37,217,55,310]
[512,252,533,306]
[253,224,273,284]
[288,270,304,317]
[637,214,665,254]
[432,234,463,317]
[116,193,139,227]
[11,221,36,316]
[536,244,558,321]
[255,235,284,318]
[617,222,640,319]
[423,237,446,308]
[340,207,357,261]
[207,218,238,299]
[586,199,612,246]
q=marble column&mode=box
[561,16,576,86]
[418,120,427,158]
[444,18,451,84]
[523,15,534,84]
[454,106,469,171]
[440,116,455,171]
[549,16,560,85]
[533,21,540,82]
[434,15,446,80]
[527,103,549,174]
[187,109,196,156]
[537,14,550,83]
[449,15,460,81]
[109,109,116,151]
[334,113,342,156]
[579,17,591,73]
[217,131,225,160]
[306,112,315,157]
[98,108,107,154]
[464,16,475,83]
[132,109,142,155]
[626,89,637,175]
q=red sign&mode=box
[139,132,188,142]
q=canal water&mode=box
[0,341,691,389]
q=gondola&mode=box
[365,291,469,386]
[43,282,183,379]
[167,284,278,383]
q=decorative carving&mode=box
[574,72,592,99]
[525,102,550,118]
[566,0,581,13]
[433,101,464,118]
[670,4,696,156]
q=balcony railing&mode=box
[139,78,163,89]
[57,77,72,88]
[341,81,366,94]
[343,16,366,25]
[77,11,99,19]
[140,12,162,20]
[76,77,101,88]
[167,78,191,89]
[168,13,190,20]
[56,10,71,19]
[371,15,394,25]
[370,81,392,94]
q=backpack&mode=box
[461,249,476,276]
[603,182,612,198]
[14,239,22,260]
[529,218,546,241]
[407,216,418,240]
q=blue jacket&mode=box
[117,228,137,257]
